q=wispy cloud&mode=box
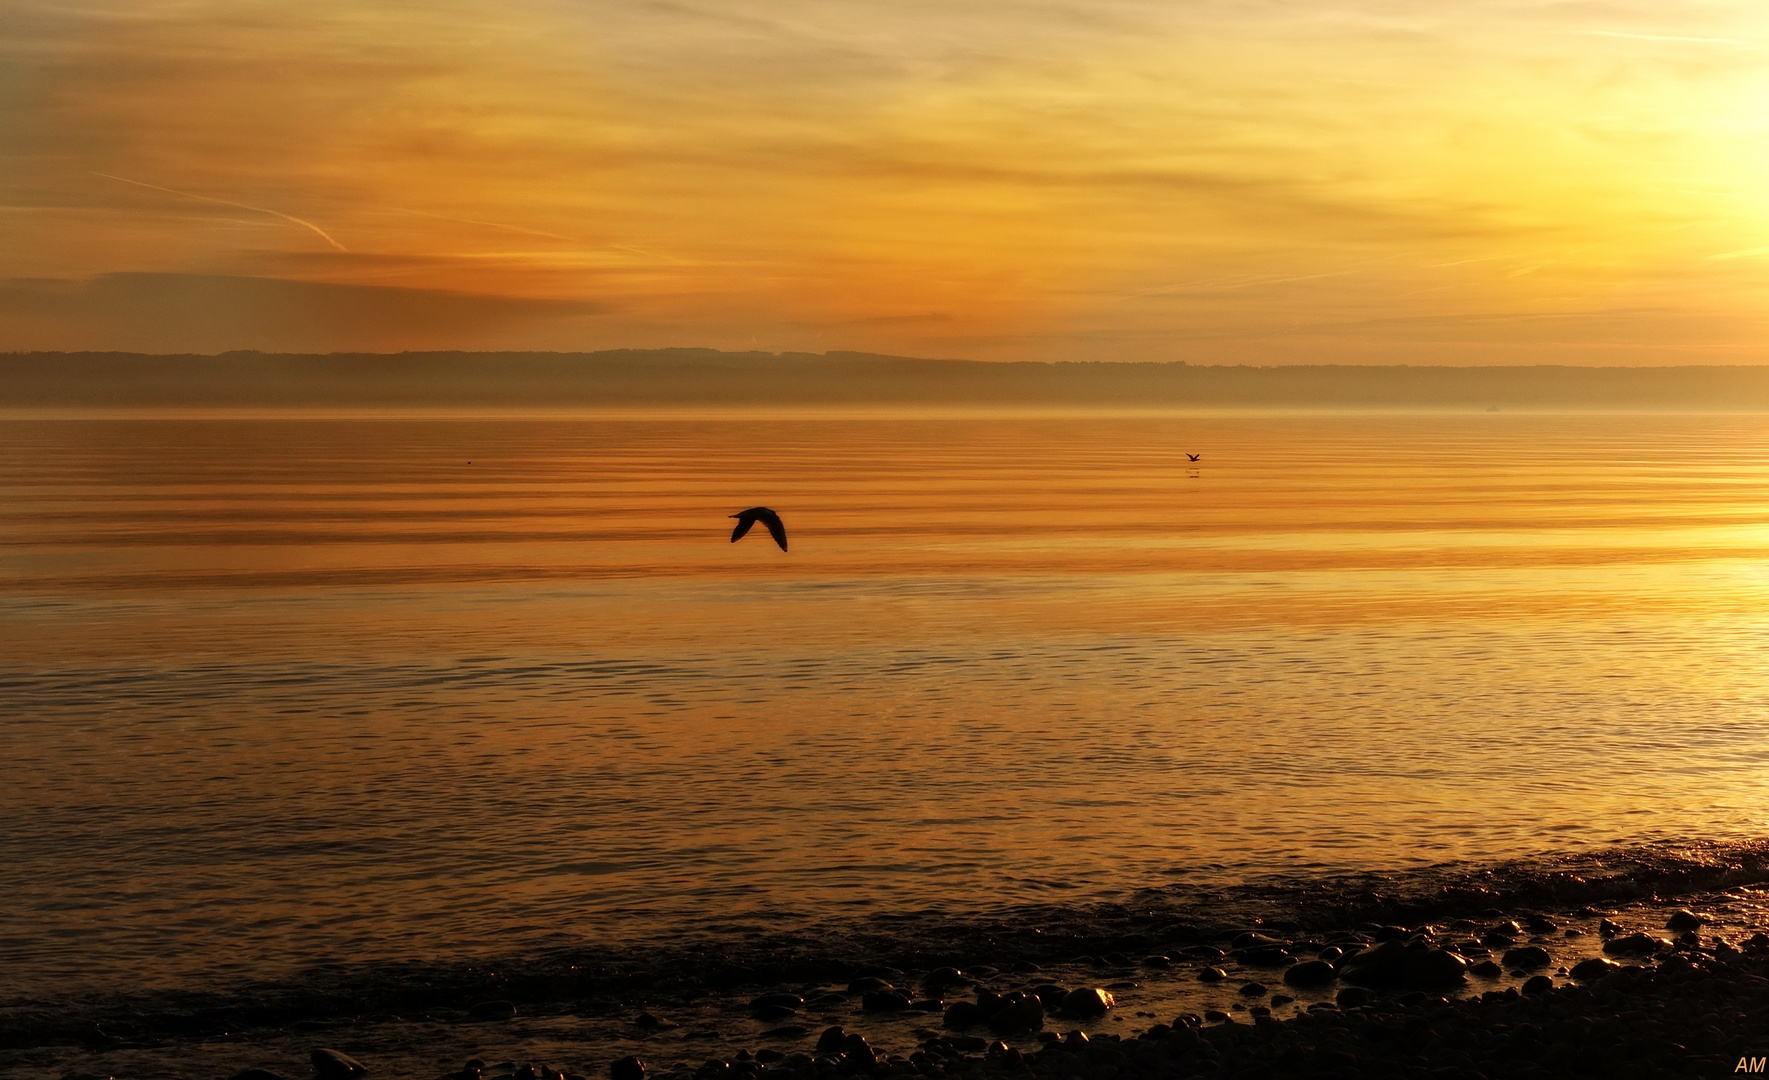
[92,172,348,252]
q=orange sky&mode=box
[4,0,1769,361]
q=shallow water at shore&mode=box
[3,411,1768,999]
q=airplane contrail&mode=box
[93,172,348,252]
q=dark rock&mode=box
[1269,994,1293,1006]
[907,998,943,1012]
[1471,960,1502,978]
[1599,918,1620,938]
[754,1051,783,1064]
[1031,984,1069,1008]
[923,967,967,992]
[310,1049,367,1079]
[1317,946,1343,962]
[1141,955,1171,968]
[1231,932,1287,950]
[1373,925,1410,942]
[1521,975,1553,995]
[1203,1010,1230,1024]
[1338,940,1465,988]
[1665,909,1703,932]
[987,992,1044,1033]
[1502,946,1552,969]
[1527,915,1557,933]
[749,993,804,1011]
[815,1027,847,1054]
[1604,932,1668,957]
[1059,988,1114,1016]
[749,1004,797,1021]
[847,977,893,993]
[1480,930,1516,948]
[860,990,910,1012]
[469,1001,517,1022]
[610,1061,645,1080]
[634,1013,661,1030]
[1282,960,1337,988]
[1568,957,1619,981]
[1334,987,1370,1009]
[1238,983,1267,997]
[1197,967,1227,983]
[948,1036,989,1052]
[840,1033,875,1067]
[943,1000,983,1028]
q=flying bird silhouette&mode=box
[730,507,788,551]
[1186,453,1201,462]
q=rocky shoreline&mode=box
[8,843,1769,1080]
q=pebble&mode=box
[1281,960,1337,988]
[1501,945,1551,969]
[609,1060,644,1080]
[1196,966,1227,983]
[1059,987,1114,1016]
[1604,931,1670,956]
[1666,909,1704,932]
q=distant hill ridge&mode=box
[5,349,1769,408]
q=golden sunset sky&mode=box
[3,0,1769,361]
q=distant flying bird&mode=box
[1186,453,1200,462]
[730,507,788,552]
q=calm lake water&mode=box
[3,410,1768,997]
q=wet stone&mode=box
[748,1004,797,1021]
[814,1027,846,1054]
[1521,975,1554,995]
[1032,984,1069,1008]
[1604,932,1669,957]
[1238,983,1267,997]
[847,977,893,993]
[987,993,1044,1033]
[1282,960,1337,988]
[1666,909,1704,932]
[610,1061,645,1080]
[1060,988,1115,1016]
[1197,967,1227,983]
[1471,960,1503,978]
[1502,946,1552,969]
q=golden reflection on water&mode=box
[2,410,1769,991]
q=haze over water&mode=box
[3,410,1767,999]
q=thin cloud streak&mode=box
[92,172,348,252]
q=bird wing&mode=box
[762,512,787,552]
[730,515,756,543]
